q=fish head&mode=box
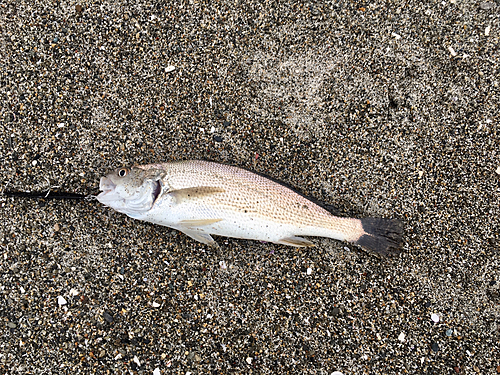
[97,165,164,216]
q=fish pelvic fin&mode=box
[169,186,225,203]
[180,230,217,247]
[354,218,403,256]
[276,236,315,248]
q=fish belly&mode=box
[137,195,347,246]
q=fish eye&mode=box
[118,168,129,177]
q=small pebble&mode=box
[213,135,223,142]
[153,369,161,375]
[431,342,440,352]
[133,356,140,367]
[165,65,176,73]
[448,46,457,57]
[495,166,500,175]
[152,301,161,308]
[7,322,16,329]
[431,313,440,323]
[54,223,60,232]
[306,267,312,275]
[103,312,114,323]
[246,357,253,364]
[485,26,491,36]
[479,1,496,10]
[331,372,345,375]
[57,296,67,306]
[398,332,405,342]
[446,329,453,336]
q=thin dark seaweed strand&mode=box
[3,191,87,200]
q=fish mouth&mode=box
[97,176,116,197]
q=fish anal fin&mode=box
[170,186,225,203]
[276,236,315,248]
[180,230,217,247]
[180,218,223,227]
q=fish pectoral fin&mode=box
[180,230,217,247]
[169,186,225,203]
[179,218,223,227]
[276,236,315,248]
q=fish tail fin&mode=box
[354,218,403,256]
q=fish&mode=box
[97,160,403,255]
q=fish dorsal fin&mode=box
[179,218,223,227]
[276,236,315,247]
[169,186,225,203]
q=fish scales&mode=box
[145,161,361,241]
[97,160,403,255]
[157,161,338,227]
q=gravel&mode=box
[1,1,499,374]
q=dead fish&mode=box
[97,160,402,255]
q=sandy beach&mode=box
[0,1,499,373]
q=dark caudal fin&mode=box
[355,218,403,256]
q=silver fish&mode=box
[97,160,402,255]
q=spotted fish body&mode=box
[97,160,402,254]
